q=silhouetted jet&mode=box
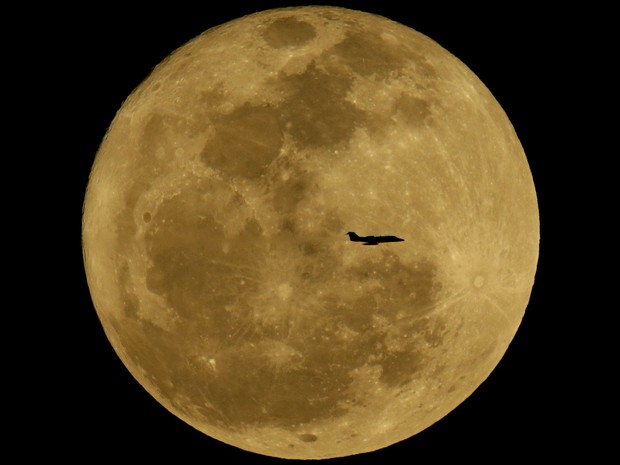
[346,232,405,246]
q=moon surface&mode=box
[82,6,539,460]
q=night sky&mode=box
[36,1,592,462]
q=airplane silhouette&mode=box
[346,232,405,246]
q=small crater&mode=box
[280,218,296,232]
[394,94,432,126]
[263,18,316,48]
[277,283,293,301]
[298,433,318,443]
[143,212,152,223]
[380,349,423,386]
[473,275,485,288]
[300,242,318,256]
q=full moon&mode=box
[82,6,539,460]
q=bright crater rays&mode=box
[82,6,539,460]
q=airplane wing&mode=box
[363,242,378,246]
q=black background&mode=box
[40,0,593,462]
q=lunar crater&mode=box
[298,433,319,442]
[263,18,317,49]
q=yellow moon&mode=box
[82,6,539,460]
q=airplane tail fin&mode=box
[346,232,359,239]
